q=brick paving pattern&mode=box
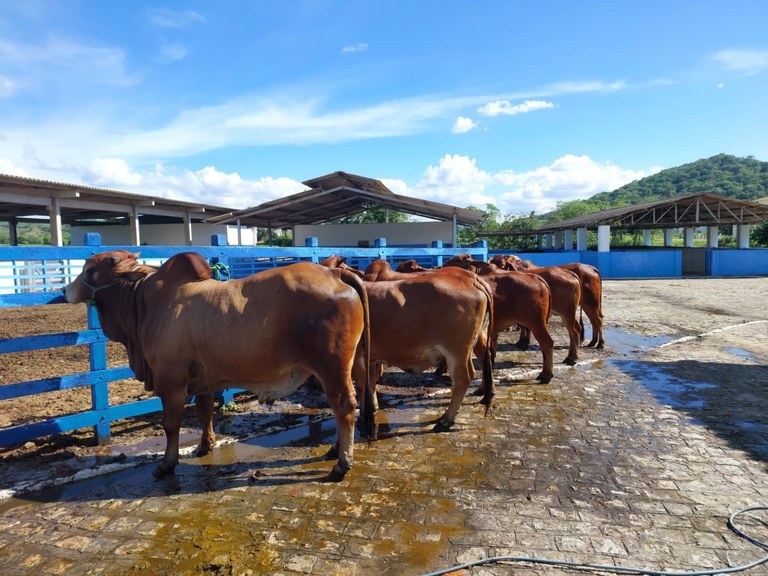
[0,278,767,575]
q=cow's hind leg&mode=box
[195,393,216,457]
[154,383,187,478]
[434,354,472,432]
[318,373,358,482]
[560,311,581,366]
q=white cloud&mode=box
[148,9,206,28]
[0,38,138,91]
[451,116,478,134]
[82,160,306,208]
[376,154,662,216]
[0,75,18,97]
[158,43,188,63]
[0,157,28,177]
[712,49,768,76]
[478,99,555,117]
[342,42,368,54]
[413,154,495,208]
[494,154,662,213]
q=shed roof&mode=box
[478,192,768,238]
[207,171,486,228]
[0,173,236,225]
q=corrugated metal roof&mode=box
[479,192,768,238]
[0,173,236,225]
[207,171,486,227]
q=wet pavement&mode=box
[1,304,768,574]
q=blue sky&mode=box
[1,1,767,216]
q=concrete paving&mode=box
[1,300,767,574]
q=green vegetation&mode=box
[0,222,71,246]
[463,154,768,250]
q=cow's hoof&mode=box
[324,443,339,460]
[195,444,212,457]
[596,342,605,350]
[152,461,176,478]
[471,387,486,397]
[563,357,577,366]
[323,463,350,482]
[536,373,553,384]
[433,420,452,433]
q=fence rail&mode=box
[0,235,487,447]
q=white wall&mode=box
[69,224,257,246]
[294,221,454,247]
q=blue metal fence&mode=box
[0,235,487,448]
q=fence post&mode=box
[431,240,443,267]
[374,238,387,262]
[305,237,319,263]
[82,233,111,444]
[474,239,488,261]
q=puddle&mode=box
[620,360,719,412]
[603,327,673,357]
[724,347,756,361]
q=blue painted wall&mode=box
[710,248,768,276]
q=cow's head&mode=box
[395,259,428,273]
[64,250,154,304]
[489,254,522,271]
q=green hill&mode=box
[586,153,768,207]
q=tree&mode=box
[331,206,410,224]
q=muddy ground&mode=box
[1,276,767,493]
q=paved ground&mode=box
[0,277,767,575]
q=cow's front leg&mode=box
[195,393,216,457]
[153,386,187,478]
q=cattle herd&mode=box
[63,250,604,482]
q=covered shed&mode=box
[480,192,768,277]
[0,173,252,246]
[207,171,486,247]
[1,171,484,248]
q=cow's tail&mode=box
[340,269,375,442]
[475,277,495,414]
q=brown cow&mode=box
[63,250,373,482]
[491,255,605,349]
[444,255,500,275]
[469,271,555,383]
[555,263,605,349]
[394,259,430,273]
[447,257,580,364]
[389,258,555,383]
[354,271,495,431]
[319,255,365,278]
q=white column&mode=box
[554,230,563,250]
[706,226,719,248]
[664,229,675,247]
[684,227,695,248]
[643,230,652,246]
[576,227,588,251]
[183,212,193,246]
[130,206,141,246]
[737,224,751,249]
[545,234,553,249]
[48,197,63,246]
[563,229,574,250]
[597,225,611,252]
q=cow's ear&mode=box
[112,255,151,281]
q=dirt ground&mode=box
[1,276,767,491]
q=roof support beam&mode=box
[48,197,63,247]
[130,205,140,246]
